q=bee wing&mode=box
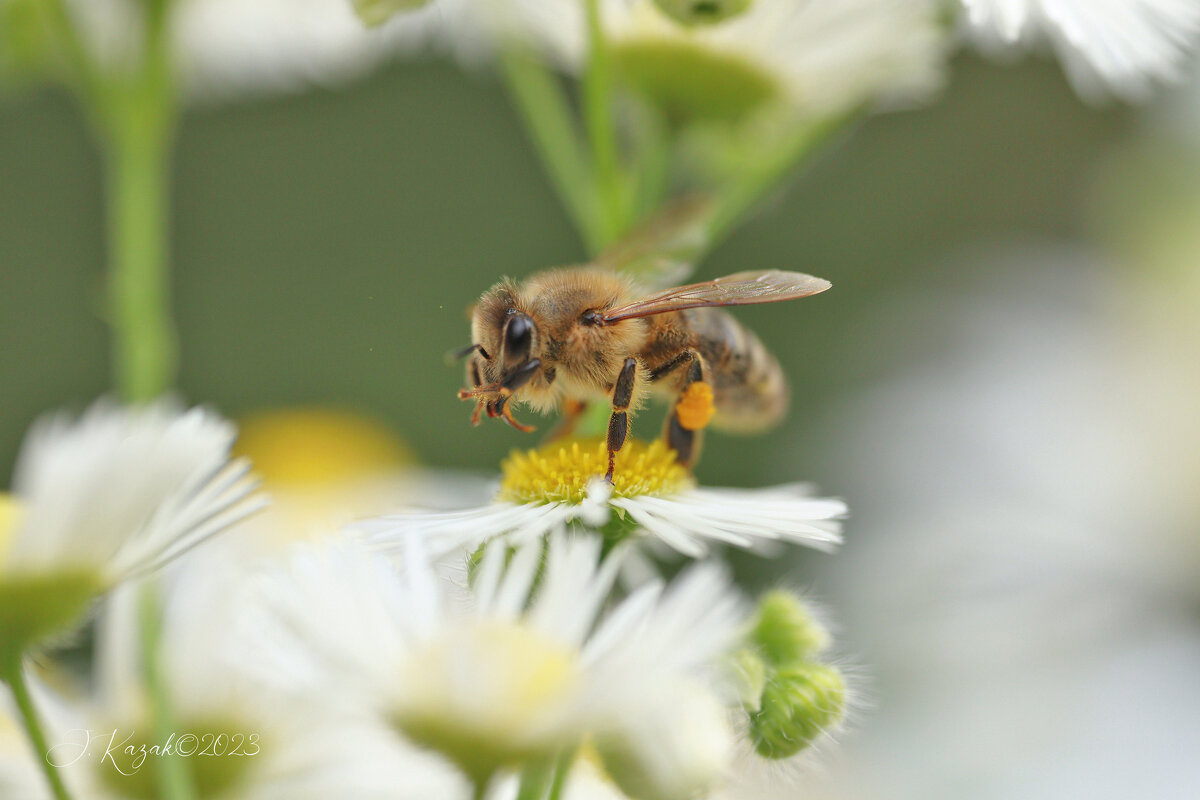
[594,196,714,288]
[601,270,831,323]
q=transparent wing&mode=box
[601,270,831,323]
[593,196,715,288]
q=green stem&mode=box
[544,748,577,800]
[139,582,195,800]
[583,0,625,249]
[104,114,176,402]
[499,49,602,254]
[105,113,176,400]
[101,0,179,402]
[709,111,858,248]
[630,104,672,222]
[3,664,75,800]
[515,760,554,800]
[41,0,106,107]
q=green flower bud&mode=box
[748,662,845,760]
[351,0,435,28]
[653,0,754,27]
[751,590,831,667]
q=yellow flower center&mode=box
[234,407,412,488]
[498,438,693,504]
[395,622,580,783]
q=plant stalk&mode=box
[104,113,176,402]
[3,663,75,800]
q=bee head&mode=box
[466,282,541,379]
[460,285,543,432]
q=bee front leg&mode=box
[606,358,638,483]
[662,350,714,469]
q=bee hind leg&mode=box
[661,351,714,469]
[606,358,638,483]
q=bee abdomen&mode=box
[691,309,788,433]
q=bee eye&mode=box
[503,314,534,364]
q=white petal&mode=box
[7,400,261,585]
[960,0,1200,100]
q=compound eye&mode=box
[503,314,534,365]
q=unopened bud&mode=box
[748,662,845,759]
[751,590,830,667]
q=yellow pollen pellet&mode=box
[675,382,715,431]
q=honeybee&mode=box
[457,210,831,481]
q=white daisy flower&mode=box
[508,0,947,123]
[0,399,263,666]
[246,531,747,797]
[50,0,442,100]
[959,0,1200,100]
[355,438,845,560]
[77,546,467,800]
[230,407,492,549]
[37,0,566,102]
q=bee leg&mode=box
[546,398,588,442]
[663,351,714,469]
[606,357,638,483]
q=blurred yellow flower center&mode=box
[498,438,693,504]
[396,622,580,782]
[234,408,412,488]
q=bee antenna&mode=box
[449,343,490,363]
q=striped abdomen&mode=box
[686,307,788,433]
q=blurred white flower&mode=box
[248,532,746,795]
[808,251,1200,800]
[355,438,844,559]
[48,0,466,100]
[0,696,47,799]
[79,545,467,800]
[516,0,947,122]
[229,407,490,549]
[2,399,261,586]
[959,0,1200,100]
[46,0,609,102]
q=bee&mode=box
[456,209,831,481]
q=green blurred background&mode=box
[9,43,1200,800]
[0,53,1127,487]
